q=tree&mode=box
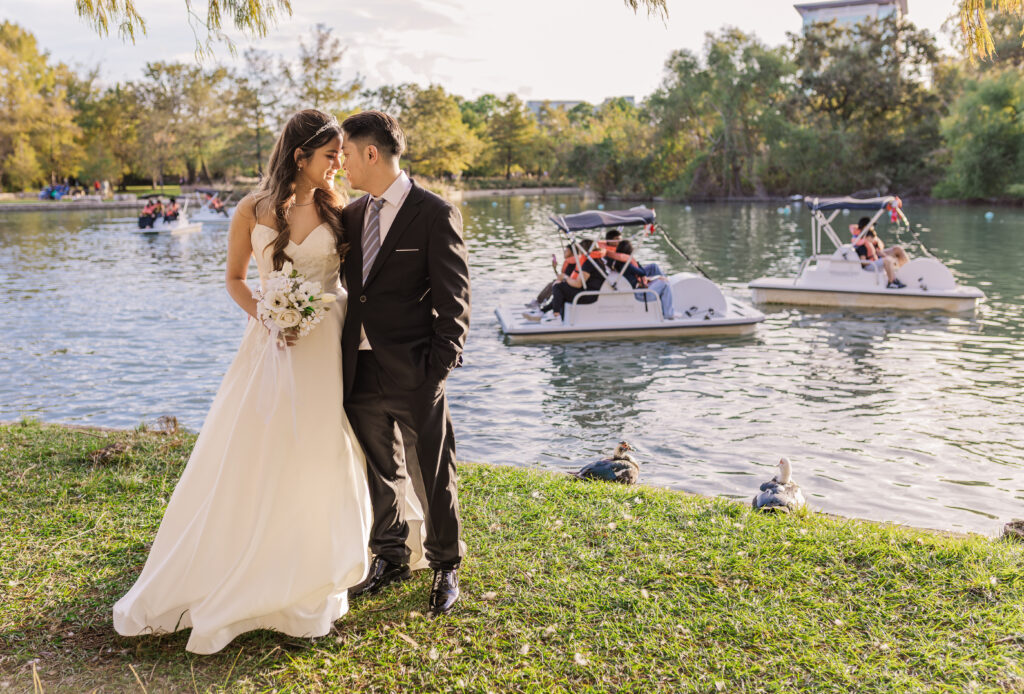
[177,65,232,182]
[401,85,481,178]
[532,103,576,178]
[0,21,82,190]
[783,18,944,195]
[284,24,361,116]
[566,98,656,195]
[360,84,416,117]
[4,135,42,190]
[487,95,538,180]
[133,62,190,186]
[647,30,793,198]
[934,69,1024,198]
[35,64,85,185]
[230,49,282,175]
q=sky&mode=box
[6,0,955,103]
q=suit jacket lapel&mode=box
[363,183,425,289]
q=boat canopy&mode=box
[550,207,655,233]
[803,196,899,212]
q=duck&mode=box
[1003,519,1024,543]
[752,456,806,513]
[576,441,640,484]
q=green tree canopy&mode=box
[284,24,361,116]
[0,21,81,189]
[402,85,481,178]
[487,94,538,180]
[934,69,1024,198]
[647,29,793,198]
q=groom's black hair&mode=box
[341,110,406,158]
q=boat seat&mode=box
[669,275,727,318]
[895,257,957,291]
[826,245,865,274]
[566,275,661,326]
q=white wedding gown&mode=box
[114,223,426,655]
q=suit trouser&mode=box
[345,350,462,570]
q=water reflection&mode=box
[1,200,1021,536]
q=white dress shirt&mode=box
[359,171,413,350]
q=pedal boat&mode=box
[495,207,764,343]
[748,196,984,312]
[190,188,236,221]
[136,195,202,235]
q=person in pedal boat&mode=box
[853,217,909,289]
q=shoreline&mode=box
[2,189,1023,211]
[0,200,143,211]
[0,418,999,540]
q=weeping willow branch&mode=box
[961,0,1024,60]
[74,0,293,60]
[624,0,669,19]
[74,0,146,43]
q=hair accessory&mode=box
[298,115,340,149]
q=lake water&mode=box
[1,197,1021,535]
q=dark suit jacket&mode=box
[341,180,471,397]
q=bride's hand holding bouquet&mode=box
[253,260,336,348]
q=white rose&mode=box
[281,261,294,276]
[272,308,302,328]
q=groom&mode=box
[339,111,471,615]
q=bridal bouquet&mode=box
[253,261,336,347]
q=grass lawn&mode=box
[1,420,1022,692]
[123,185,184,198]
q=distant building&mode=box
[794,0,907,29]
[526,96,635,117]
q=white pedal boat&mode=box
[136,199,202,234]
[190,188,236,221]
[190,206,234,222]
[495,207,764,343]
[748,196,984,312]
[144,215,202,234]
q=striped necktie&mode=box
[362,197,385,284]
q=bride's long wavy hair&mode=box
[253,110,348,271]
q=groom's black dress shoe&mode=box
[350,557,411,597]
[428,568,459,615]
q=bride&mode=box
[113,110,423,655]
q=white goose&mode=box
[752,457,806,513]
